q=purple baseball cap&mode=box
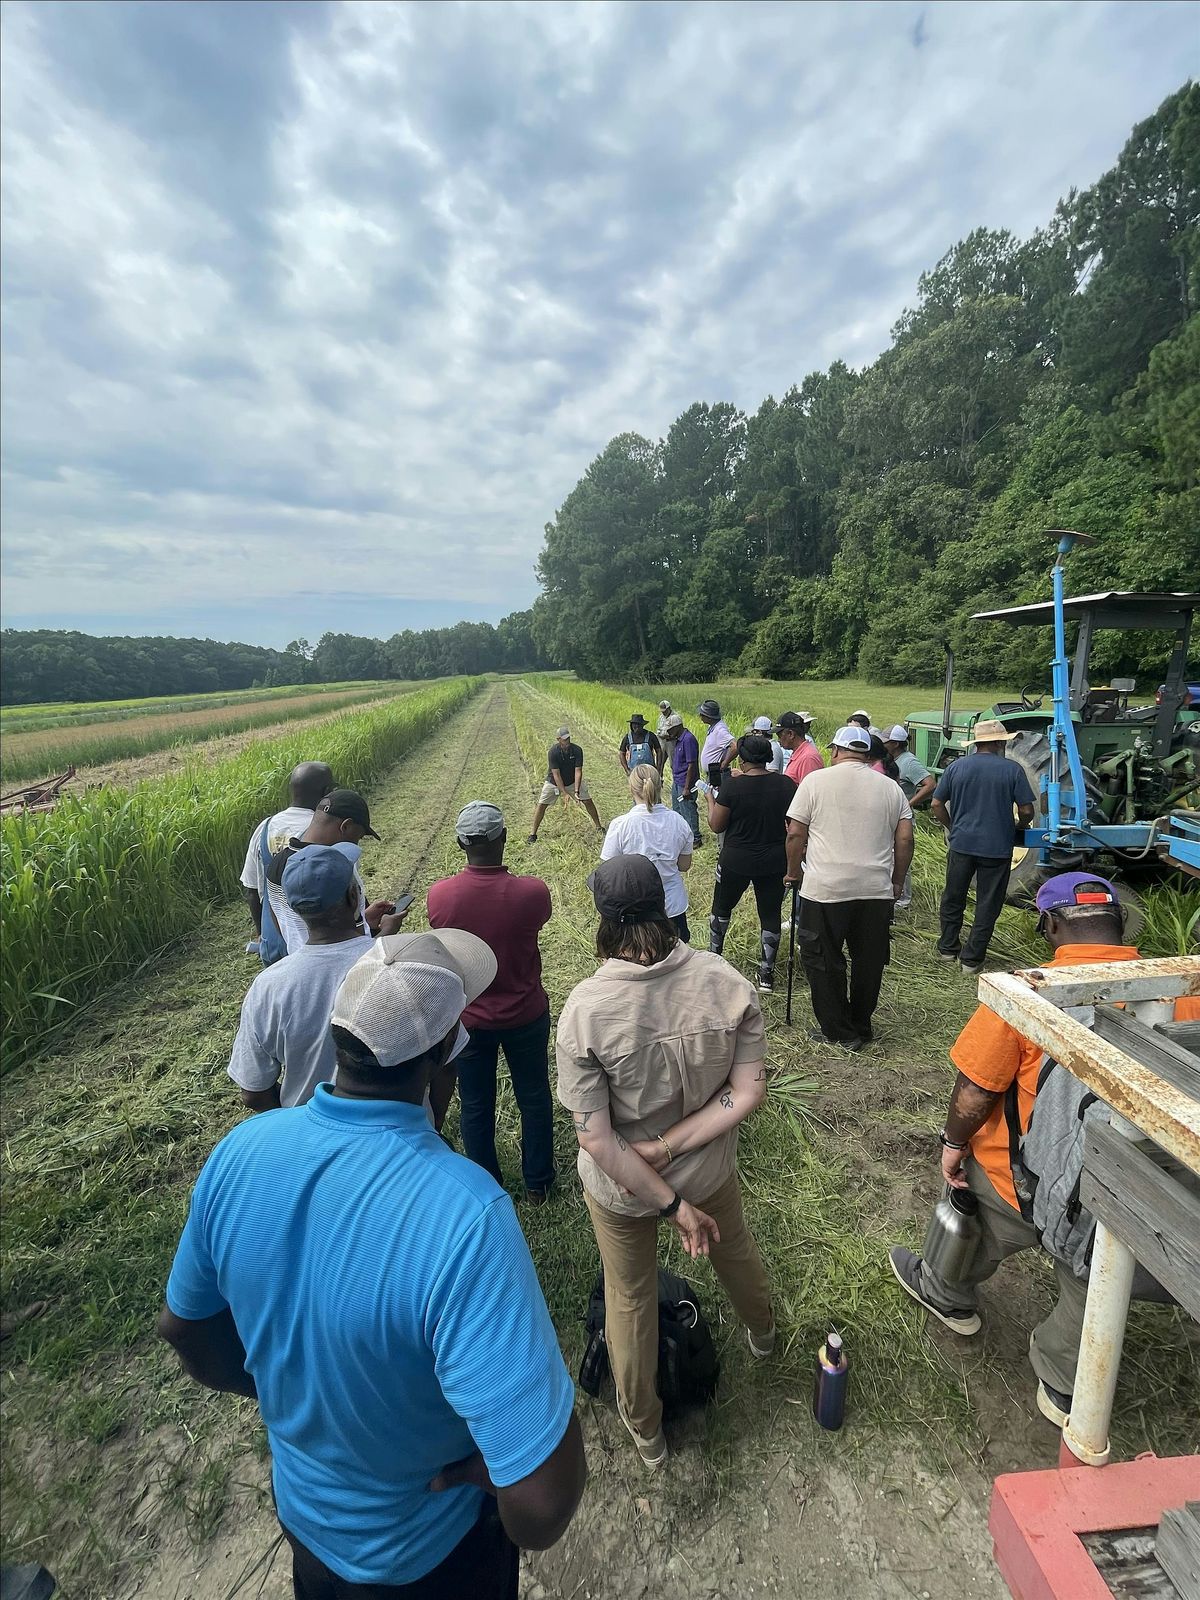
[1034,872,1121,914]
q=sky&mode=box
[1,2,1195,649]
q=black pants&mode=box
[672,912,691,943]
[938,850,1011,964]
[456,1009,555,1194]
[796,897,892,1043]
[284,1505,519,1600]
[711,863,786,933]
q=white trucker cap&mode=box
[332,930,497,1068]
[831,724,872,751]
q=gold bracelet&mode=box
[657,1134,674,1164]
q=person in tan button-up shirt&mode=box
[557,853,775,1472]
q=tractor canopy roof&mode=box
[972,592,1199,630]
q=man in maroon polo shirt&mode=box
[427,802,556,1202]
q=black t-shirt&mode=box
[546,742,583,784]
[718,772,797,873]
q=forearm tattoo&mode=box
[720,1089,734,1110]
[573,1110,595,1133]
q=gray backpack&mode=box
[1004,1005,1106,1279]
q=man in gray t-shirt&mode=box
[228,847,405,1110]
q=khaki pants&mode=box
[584,1171,773,1442]
[919,1159,1088,1395]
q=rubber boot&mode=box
[758,929,780,992]
[708,914,731,956]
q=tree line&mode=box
[0,611,551,705]
[532,84,1199,690]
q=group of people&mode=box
[158,717,1185,1598]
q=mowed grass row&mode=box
[0,678,481,1068]
[0,682,426,786]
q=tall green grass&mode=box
[1,679,480,1067]
[0,684,424,785]
[1,679,406,730]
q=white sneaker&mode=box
[748,1323,776,1359]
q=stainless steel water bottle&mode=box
[921,1186,982,1282]
[812,1330,848,1430]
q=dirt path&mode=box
[4,680,1191,1600]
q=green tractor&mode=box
[907,542,1199,920]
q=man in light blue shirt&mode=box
[160,929,585,1596]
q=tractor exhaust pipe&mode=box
[942,645,955,742]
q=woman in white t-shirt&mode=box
[600,766,696,940]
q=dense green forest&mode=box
[0,611,549,705]
[532,84,1200,688]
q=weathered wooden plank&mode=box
[1080,1122,1200,1322]
[1093,1004,1200,1102]
[1156,1503,1200,1600]
[1010,957,1200,1008]
[1080,1527,1180,1598]
[980,969,1200,1172]
[1158,1020,1200,1054]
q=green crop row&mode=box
[1,678,481,1068]
[0,683,420,786]
[1,679,406,730]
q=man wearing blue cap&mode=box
[228,846,407,1111]
[887,873,1182,1431]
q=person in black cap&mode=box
[556,854,775,1472]
[618,714,663,776]
[268,789,394,954]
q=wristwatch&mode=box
[938,1130,968,1151]
[659,1191,682,1219]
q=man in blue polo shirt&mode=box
[932,719,1036,974]
[159,930,585,1597]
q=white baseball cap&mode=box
[831,725,872,751]
[332,930,498,1068]
[885,725,909,743]
[753,716,773,732]
[851,709,871,721]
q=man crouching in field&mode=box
[160,930,585,1597]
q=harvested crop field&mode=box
[2,676,1196,1600]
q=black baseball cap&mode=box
[776,711,809,731]
[317,788,380,839]
[587,854,669,925]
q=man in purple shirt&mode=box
[667,714,702,847]
[428,802,556,1202]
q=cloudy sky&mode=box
[1,1,1194,647]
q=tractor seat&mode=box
[990,701,1027,716]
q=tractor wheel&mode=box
[1003,730,1145,937]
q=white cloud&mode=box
[0,0,1195,643]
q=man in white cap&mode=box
[160,929,586,1597]
[428,803,556,1201]
[656,699,678,774]
[931,719,1036,973]
[784,726,913,1048]
[752,716,787,773]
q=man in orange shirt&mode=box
[889,873,1185,1430]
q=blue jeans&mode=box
[456,1009,555,1194]
[672,781,701,843]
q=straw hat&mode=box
[967,718,1018,743]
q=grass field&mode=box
[1,676,1196,1598]
[1,680,401,730]
[0,682,427,785]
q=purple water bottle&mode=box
[812,1330,848,1430]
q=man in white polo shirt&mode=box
[784,726,914,1048]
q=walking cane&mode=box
[785,882,799,1026]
